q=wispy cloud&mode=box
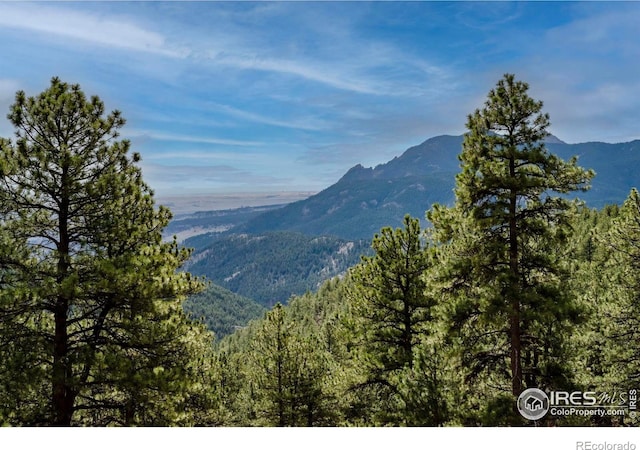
[0,3,185,57]
[144,151,262,163]
[545,5,640,54]
[208,102,329,131]
[511,4,640,143]
[453,2,525,31]
[186,3,455,98]
[126,130,264,147]
[2,2,638,196]
[212,53,383,95]
[207,45,454,99]
[142,163,248,183]
[0,2,453,99]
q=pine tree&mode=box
[248,303,332,426]
[349,215,433,373]
[428,74,593,417]
[346,215,436,424]
[0,78,210,425]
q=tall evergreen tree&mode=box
[351,215,433,378]
[0,78,209,425]
[349,215,433,374]
[428,74,593,412]
[346,215,436,424]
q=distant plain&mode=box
[157,191,316,216]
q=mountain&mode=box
[182,231,371,307]
[239,135,463,239]
[176,133,640,311]
[237,135,640,239]
[546,140,640,207]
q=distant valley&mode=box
[163,204,285,242]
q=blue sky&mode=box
[0,1,639,196]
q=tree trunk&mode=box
[52,302,73,426]
[52,164,74,426]
[509,156,523,398]
[402,244,415,369]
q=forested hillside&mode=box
[183,231,371,306]
[212,199,636,425]
[183,284,266,339]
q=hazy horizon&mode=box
[157,190,317,215]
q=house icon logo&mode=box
[517,388,549,420]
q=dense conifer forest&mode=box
[1,75,639,426]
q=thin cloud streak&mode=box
[0,3,186,58]
[212,53,383,95]
[126,130,265,147]
[209,51,455,99]
[145,151,263,162]
[140,161,295,196]
[209,102,329,131]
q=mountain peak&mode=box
[339,163,374,182]
[545,134,566,145]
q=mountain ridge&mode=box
[237,134,640,239]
